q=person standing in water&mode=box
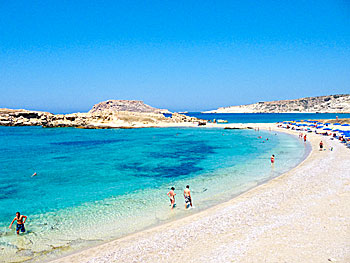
[9,212,27,235]
[167,187,176,209]
[304,134,307,142]
[184,185,192,209]
[271,154,275,165]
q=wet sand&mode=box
[51,124,350,263]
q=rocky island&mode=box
[204,94,350,113]
[0,100,206,128]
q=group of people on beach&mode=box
[167,185,192,210]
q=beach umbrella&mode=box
[341,124,350,126]
[340,124,350,131]
[323,128,332,131]
[333,123,341,125]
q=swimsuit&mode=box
[185,196,191,204]
[16,223,25,233]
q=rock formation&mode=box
[0,101,204,128]
[89,100,171,114]
[204,94,350,113]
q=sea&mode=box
[183,112,350,123]
[2,112,345,262]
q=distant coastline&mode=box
[1,95,350,129]
[203,94,350,113]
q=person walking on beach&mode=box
[9,212,27,235]
[271,154,275,165]
[184,185,192,209]
[304,134,307,142]
[167,187,176,209]
[319,141,324,151]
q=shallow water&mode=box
[0,126,308,262]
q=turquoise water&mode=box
[184,112,350,123]
[0,126,308,262]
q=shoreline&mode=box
[50,123,350,263]
[43,125,308,262]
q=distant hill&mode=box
[203,94,350,113]
[89,100,171,114]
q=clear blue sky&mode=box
[1,1,349,113]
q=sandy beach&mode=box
[3,2,349,262]
[48,123,350,263]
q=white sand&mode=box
[51,124,350,263]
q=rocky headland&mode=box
[204,94,350,113]
[0,100,205,128]
[89,100,171,114]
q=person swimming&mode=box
[167,187,176,209]
[9,212,27,235]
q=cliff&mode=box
[204,94,350,113]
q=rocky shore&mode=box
[0,100,206,128]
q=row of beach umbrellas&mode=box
[280,120,350,138]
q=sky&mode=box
[1,1,350,113]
